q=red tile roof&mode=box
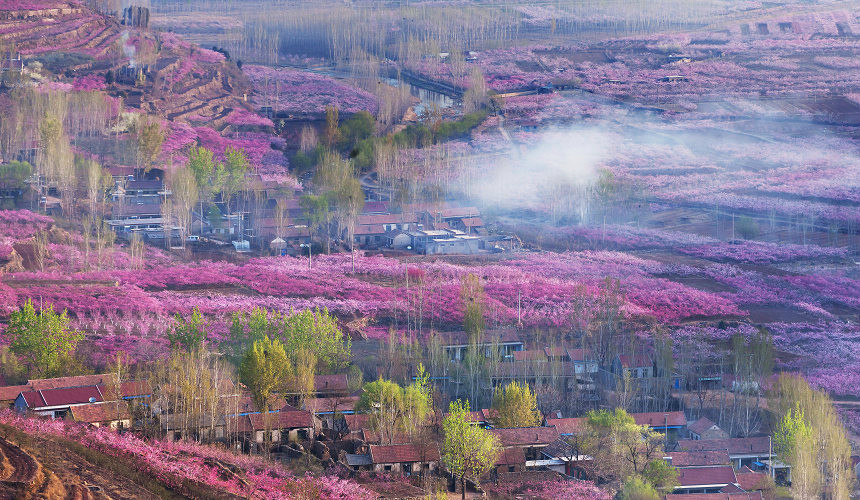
[28,374,111,390]
[230,410,313,432]
[566,348,594,362]
[677,437,771,456]
[304,396,359,414]
[314,374,349,394]
[676,466,737,487]
[20,386,104,408]
[632,411,687,428]
[688,417,720,435]
[513,350,546,362]
[735,469,769,491]
[490,426,559,447]
[369,443,439,464]
[667,494,762,500]
[0,385,32,402]
[357,213,418,226]
[344,414,371,433]
[495,447,526,466]
[354,224,386,236]
[70,402,130,423]
[619,354,651,368]
[666,451,731,467]
[546,417,585,435]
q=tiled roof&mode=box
[344,414,371,433]
[0,385,32,402]
[632,411,687,428]
[619,354,651,368]
[314,374,349,394]
[369,443,439,464]
[354,224,386,236]
[70,402,130,423]
[28,374,111,390]
[495,447,526,466]
[490,426,559,447]
[20,386,104,408]
[676,466,737,487]
[667,494,762,500]
[677,437,771,456]
[304,396,359,414]
[666,451,731,467]
[546,417,585,435]
[542,439,575,460]
[513,350,546,362]
[736,469,769,491]
[357,213,418,226]
[566,348,594,362]
[688,417,719,435]
[230,410,314,432]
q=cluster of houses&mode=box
[105,172,501,255]
[5,334,858,498]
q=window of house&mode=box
[384,465,392,472]
[508,466,515,472]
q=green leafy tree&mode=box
[356,378,405,445]
[132,115,164,174]
[642,459,679,493]
[281,308,351,373]
[300,193,331,250]
[167,307,206,351]
[5,299,84,378]
[774,403,822,500]
[219,146,249,217]
[617,475,660,500]
[402,364,432,438]
[442,400,501,500]
[461,273,484,341]
[581,408,664,483]
[240,337,290,451]
[187,146,221,234]
[491,380,542,428]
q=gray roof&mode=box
[345,453,372,466]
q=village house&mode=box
[304,396,359,430]
[159,413,227,441]
[354,213,418,248]
[14,380,150,419]
[16,385,106,418]
[688,417,730,441]
[631,411,688,441]
[367,443,440,474]
[440,328,524,363]
[227,408,315,445]
[666,493,763,500]
[545,416,585,436]
[489,426,560,463]
[673,466,739,494]
[665,450,732,467]
[612,353,654,379]
[494,447,526,474]
[675,437,779,472]
[69,401,132,430]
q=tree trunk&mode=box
[461,475,466,500]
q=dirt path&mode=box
[35,436,164,500]
[0,437,37,485]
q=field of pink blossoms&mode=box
[0,410,374,500]
[1,208,857,397]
